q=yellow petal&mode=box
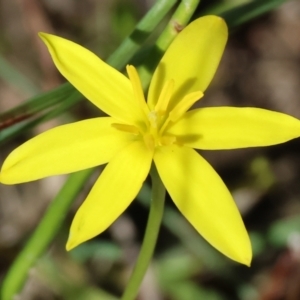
[39,33,143,124]
[154,145,251,265]
[148,16,227,111]
[167,107,300,149]
[0,118,132,184]
[67,141,153,250]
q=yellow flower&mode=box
[1,16,300,266]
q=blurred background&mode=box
[1,0,300,299]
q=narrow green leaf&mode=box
[0,55,39,96]
[220,0,286,28]
[1,169,94,300]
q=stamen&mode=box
[158,91,203,135]
[154,79,174,113]
[169,91,203,122]
[126,65,149,116]
[111,123,140,135]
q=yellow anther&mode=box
[126,65,149,116]
[111,123,140,135]
[169,91,203,122]
[154,79,174,113]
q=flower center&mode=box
[112,65,203,151]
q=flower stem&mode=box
[121,165,166,300]
[106,0,177,70]
[138,0,201,89]
[1,1,177,298]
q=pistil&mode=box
[121,65,204,151]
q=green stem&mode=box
[121,165,166,300]
[156,0,201,51]
[1,169,94,300]
[107,0,177,69]
[121,2,201,298]
[138,0,201,89]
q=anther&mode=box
[169,91,203,122]
[126,65,149,116]
[154,79,174,113]
[111,123,140,135]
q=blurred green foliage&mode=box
[1,0,300,299]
